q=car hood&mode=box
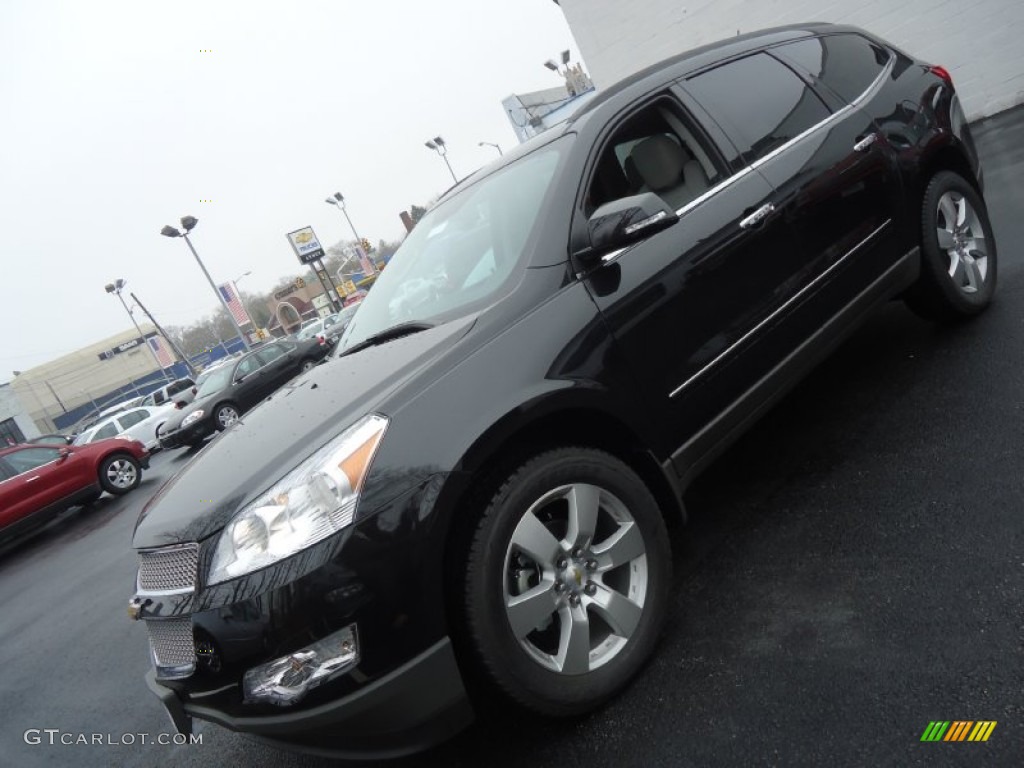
[133,318,475,549]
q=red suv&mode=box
[0,438,150,543]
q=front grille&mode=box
[137,543,198,593]
[146,618,196,670]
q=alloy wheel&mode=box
[935,190,988,295]
[106,458,138,490]
[502,483,648,675]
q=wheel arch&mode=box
[918,142,981,200]
[436,398,682,707]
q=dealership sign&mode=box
[98,334,154,360]
[286,226,325,265]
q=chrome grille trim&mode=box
[146,617,196,679]
[137,543,199,595]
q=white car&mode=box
[72,403,178,452]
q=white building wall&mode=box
[557,0,1024,119]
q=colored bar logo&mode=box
[920,721,997,742]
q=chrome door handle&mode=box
[854,133,878,152]
[739,202,775,230]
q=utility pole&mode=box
[130,292,197,376]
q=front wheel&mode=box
[463,448,671,716]
[905,171,997,321]
[214,404,240,431]
[98,454,141,495]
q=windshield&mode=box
[196,365,233,397]
[339,143,564,351]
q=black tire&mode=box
[98,453,141,495]
[214,403,240,431]
[905,171,997,321]
[463,447,671,716]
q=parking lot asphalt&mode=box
[2,107,1022,768]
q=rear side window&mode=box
[93,423,119,440]
[773,34,890,104]
[685,52,830,166]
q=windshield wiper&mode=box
[340,322,435,357]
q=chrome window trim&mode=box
[591,47,893,273]
[669,219,892,399]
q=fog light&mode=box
[243,624,358,706]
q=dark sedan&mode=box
[158,339,330,450]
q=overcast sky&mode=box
[0,0,581,381]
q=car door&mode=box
[679,45,903,323]
[116,409,151,443]
[229,353,271,410]
[572,91,803,449]
[256,342,298,391]
[0,447,74,530]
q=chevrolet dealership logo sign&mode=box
[920,721,997,742]
[286,226,325,265]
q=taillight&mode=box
[929,65,953,84]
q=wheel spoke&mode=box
[938,194,958,228]
[962,252,981,291]
[592,522,645,571]
[506,582,558,638]
[511,510,563,566]
[936,226,955,250]
[565,483,600,548]
[554,604,590,674]
[955,196,969,227]
[948,252,964,283]
[589,583,643,638]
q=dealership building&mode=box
[555,0,1023,120]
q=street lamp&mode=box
[324,192,363,243]
[160,216,251,351]
[104,279,173,383]
[478,141,503,157]
[424,135,458,184]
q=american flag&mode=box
[218,280,251,326]
[147,335,175,368]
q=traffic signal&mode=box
[360,238,373,254]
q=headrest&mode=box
[630,134,687,192]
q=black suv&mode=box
[130,24,996,757]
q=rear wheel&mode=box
[463,448,671,716]
[98,454,141,495]
[906,171,997,321]
[300,359,317,372]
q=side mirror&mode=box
[578,193,679,262]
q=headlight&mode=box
[208,414,388,585]
[181,409,205,428]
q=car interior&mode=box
[586,100,723,216]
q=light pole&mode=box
[478,141,503,157]
[105,279,173,383]
[324,192,363,242]
[424,136,458,184]
[160,216,251,351]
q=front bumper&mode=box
[159,418,213,449]
[148,638,472,759]
[134,472,473,757]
